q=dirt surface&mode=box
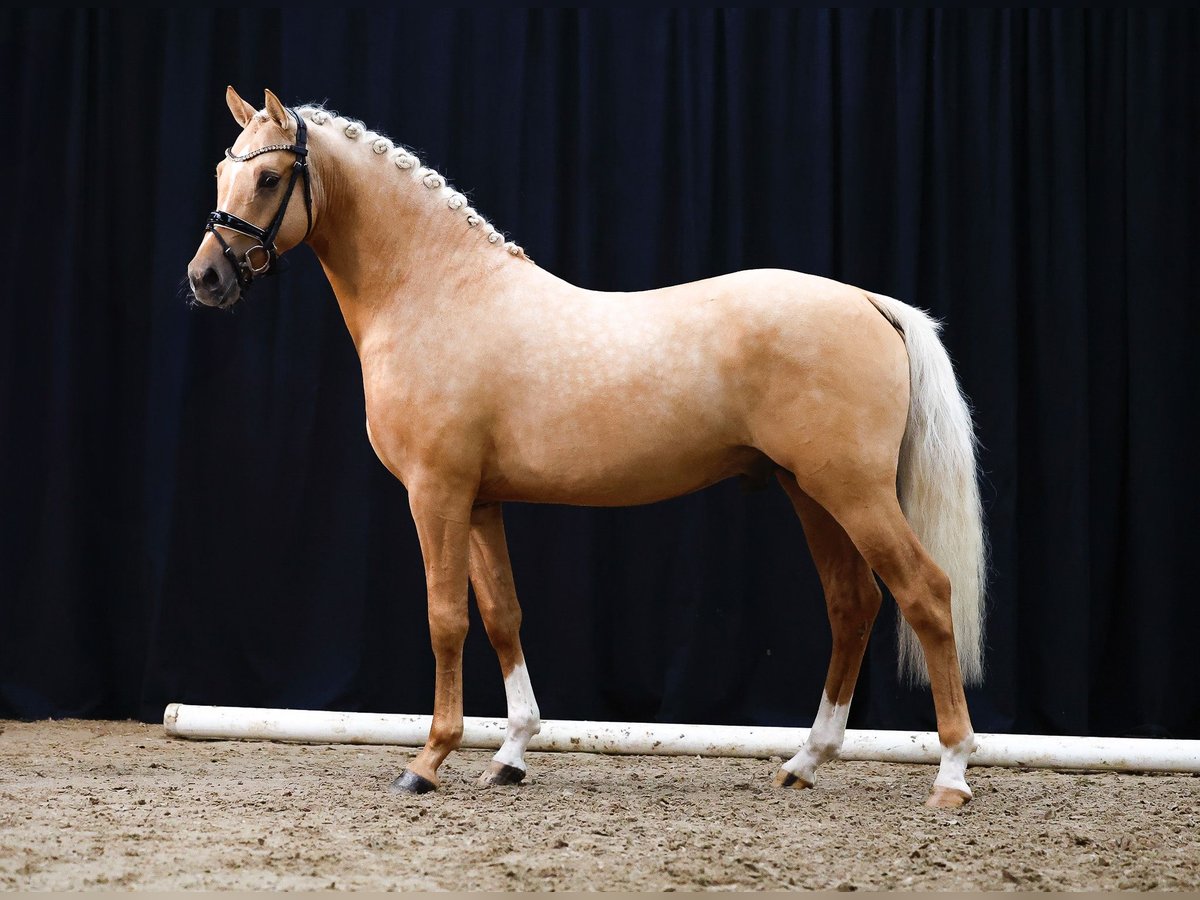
[1,720,1198,891]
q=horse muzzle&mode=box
[187,260,241,308]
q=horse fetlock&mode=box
[501,662,540,736]
[932,733,975,800]
[937,727,976,755]
[509,707,540,736]
[494,715,538,771]
[807,738,840,763]
[428,723,464,753]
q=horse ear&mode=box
[226,85,256,127]
[263,89,291,131]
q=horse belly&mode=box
[480,416,763,507]
[475,298,776,506]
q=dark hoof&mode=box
[478,761,527,786]
[390,769,437,795]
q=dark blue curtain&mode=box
[2,10,1197,739]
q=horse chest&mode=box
[362,401,445,481]
[361,370,489,485]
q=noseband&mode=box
[205,108,313,293]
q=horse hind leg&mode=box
[773,473,882,789]
[468,502,542,786]
[815,480,977,809]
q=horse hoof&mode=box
[390,769,437,795]
[925,785,971,809]
[478,761,527,787]
[773,768,814,790]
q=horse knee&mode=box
[428,607,469,653]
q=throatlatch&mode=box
[205,107,313,293]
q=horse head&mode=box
[187,86,313,308]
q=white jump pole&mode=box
[164,704,1200,774]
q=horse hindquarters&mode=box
[770,292,984,807]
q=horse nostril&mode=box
[201,267,221,289]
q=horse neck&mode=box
[302,124,536,350]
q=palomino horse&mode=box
[188,88,987,808]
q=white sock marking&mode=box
[781,695,851,785]
[933,734,976,796]
[493,662,541,771]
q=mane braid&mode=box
[294,103,530,262]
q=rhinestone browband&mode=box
[225,143,304,163]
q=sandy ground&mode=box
[0,720,1197,891]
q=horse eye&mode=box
[258,173,281,190]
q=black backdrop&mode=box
[2,10,1197,740]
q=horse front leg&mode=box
[468,502,542,786]
[391,480,474,794]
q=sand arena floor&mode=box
[0,719,1197,891]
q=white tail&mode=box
[867,293,987,686]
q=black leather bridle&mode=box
[205,107,313,293]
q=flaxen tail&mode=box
[868,293,987,686]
